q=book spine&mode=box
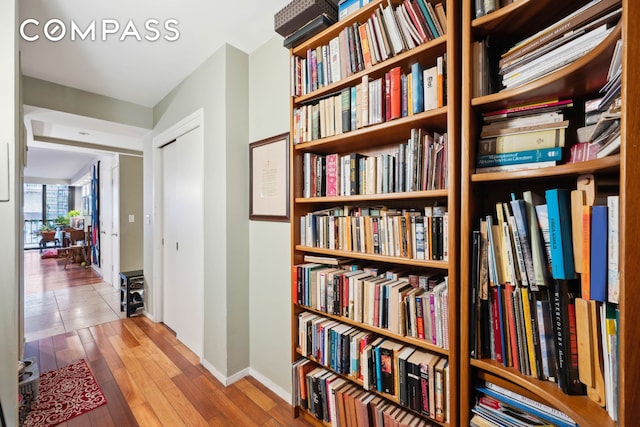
[545,189,576,280]
[411,62,424,114]
[607,195,620,303]
[477,147,563,167]
[478,129,566,155]
[590,205,608,301]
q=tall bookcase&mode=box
[460,1,639,426]
[288,0,460,425]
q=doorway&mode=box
[161,126,204,358]
[154,110,205,359]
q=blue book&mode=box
[545,189,576,280]
[338,0,361,20]
[375,340,384,392]
[590,205,608,301]
[476,386,577,427]
[416,0,439,38]
[411,62,424,114]
[476,147,563,167]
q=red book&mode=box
[403,0,428,42]
[325,153,339,196]
[504,284,520,371]
[483,99,573,118]
[415,295,425,339]
[390,66,402,120]
[385,71,392,122]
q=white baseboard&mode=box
[227,367,251,385]
[249,368,292,405]
[198,361,291,405]
[200,360,250,386]
[201,359,228,385]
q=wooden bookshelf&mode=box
[460,1,634,426]
[289,0,460,425]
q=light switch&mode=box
[145,214,151,224]
[129,214,135,223]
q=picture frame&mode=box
[249,132,290,222]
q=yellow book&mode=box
[520,287,538,379]
[478,128,565,155]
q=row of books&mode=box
[292,359,439,426]
[472,381,577,427]
[474,99,573,173]
[300,205,449,261]
[469,183,620,415]
[291,0,447,97]
[294,263,449,346]
[498,0,621,90]
[302,131,448,198]
[292,59,446,144]
[295,328,449,422]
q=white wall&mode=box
[147,44,250,378]
[248,36,292,396]
[0,0,20,423]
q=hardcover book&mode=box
[545,189,576,280]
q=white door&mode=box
[111,164,120,288]
[161,126,204,357]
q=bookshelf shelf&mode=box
[470,22,622,111]
[290,0,459,425]
[295,245,449,270]
[297,345,452,427]
[293,107,448,155]
[291,0,386,55]
[296,305,450,356]
[461,1,632,426]
[470,154,621,182]
[294,37,448,105]
[472,360,616,427]
[295,189,449,204]
[471,0,582,36]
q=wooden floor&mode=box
[22,251,312,426]
[24,317,312,426]
[24,250,104,295]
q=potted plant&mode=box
[54,215,69,227]
[39,223,56,241]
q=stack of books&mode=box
[475,99,572,173]
[472,381,577,427]
[571,38,622,163]
[498,0,621,90]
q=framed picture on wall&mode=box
[249,133,290,222]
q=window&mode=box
[23,184,71,248]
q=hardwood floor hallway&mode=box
[24,317,311,426]
[22,251,311,426]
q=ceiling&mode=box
[19,0,290,183]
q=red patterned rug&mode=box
[23,359,107,427]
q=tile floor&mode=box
[24,281,126,342]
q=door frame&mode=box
[151,109,204,328]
